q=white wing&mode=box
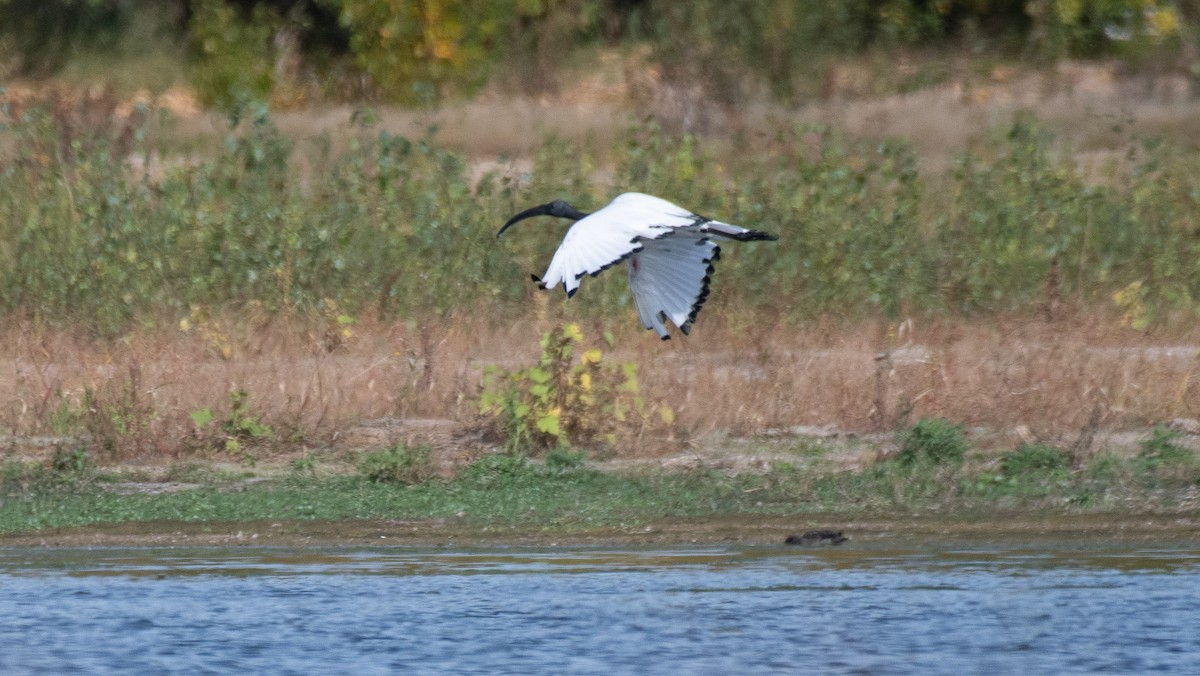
[536,193,699,296]
[533,192,767,337]
[627,232,720,339]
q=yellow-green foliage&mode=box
[480,324,658,452]
[0,1,1193,107]
[189,389,275,456]
[189,0,280,108]
[321,0,511,104]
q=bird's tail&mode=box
[702,220,779,241]
[729,230,778,242]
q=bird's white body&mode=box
[502,192,776,339]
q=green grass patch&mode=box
[897,418,968,467]
[358,443,434,485]
[1,444,1196,535]
[1001,443,1073,477]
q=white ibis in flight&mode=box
[497,192,778,339]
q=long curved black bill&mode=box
[497,203,556,238]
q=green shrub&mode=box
[50,447,89,476]
[457,452,533,489]
[1086,453,1125,483]
[898,418,968,467]
[544,447,586,470]
[188,0,279,108]
[288,453,320,478]
[1137,425,1195,468]
[479,324,654,452]
[358,443,433,484]
[1001,443,1072,477]
[190,389,275,458]
[1,449,93,494]
[81,364,157,459]
[222,389,274,445]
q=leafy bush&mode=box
[1137,425,1194,468]
[190,389,275,458]
[897,418,968,467]
[222,389,274,445]
[81,364,157,459]
[358,443,433,484]
[479,324,655,452]
[327,0,511,104]
[1000,443,1072,477]
[50,448,90,478]
[189,0,279,108]
[456,452,534,489]
[544,447,587,470]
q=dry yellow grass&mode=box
[2,311,1196,462]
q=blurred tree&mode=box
[1024,0,1183,56]
[315,0,513,104]
[0,0,1191,106]
[646,0,1188,107]
[0,0,188,76]
[502,0,604,95]
[189,0,281,107]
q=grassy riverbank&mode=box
[3,421,1197,544]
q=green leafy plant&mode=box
[289,453,320,477]
[190,407,216,428]
[327,0,509,105]
[190,389,274,458]
[188,0,279,108]
[1,448,96,493]
[457,452,533,489]
[544,447,587,470]
[479,324,656,452]
[81,364,157,459]
[1137,424,1194,468]
[223,389,274,442]
[897,418,968,467]
[1000,443,1072,478]
[358,443,434,484]
[50,447,89,477]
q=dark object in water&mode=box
[785,530,848,546]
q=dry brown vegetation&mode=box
[3,311,1197,467]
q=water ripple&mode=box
[1,544,1198,674]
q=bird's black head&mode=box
[497,199,590,238]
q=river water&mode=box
[2,541,1198,674]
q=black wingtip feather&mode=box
[680,243,720,328]
[736,230,778,242]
